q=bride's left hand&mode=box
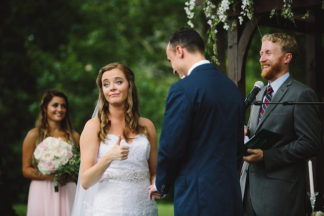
[148,185,162,201]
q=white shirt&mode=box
[185,60,210,78]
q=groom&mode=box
[149,27,244,215]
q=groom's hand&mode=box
[148,185,163,201]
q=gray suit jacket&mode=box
[246,76,321,216]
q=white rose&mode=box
[42,152,54,162]
[46,137,60,149]
[38,162,51,175]
[54,148,66,158]
[53,159,63,169]
[60,141,71,151]
[66,144,72,151]
[33,148,43,160]
[60,157,69,165]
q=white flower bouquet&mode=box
[33,137,80,192]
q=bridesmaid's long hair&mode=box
[96,62,146,142]
[35,89,74,144]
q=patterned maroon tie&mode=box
[258,85,273,123]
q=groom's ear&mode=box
[175,45,184,58]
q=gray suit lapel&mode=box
[256,77,293,131]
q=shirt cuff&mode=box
[244,135,250,144]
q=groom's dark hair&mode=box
[169,27,204,54]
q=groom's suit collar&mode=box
[186,60,210,77]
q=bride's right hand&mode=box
[108,136,129,161]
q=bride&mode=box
[72,62,158,216]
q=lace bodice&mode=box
[98,134,151,183]
[85,134,158,216]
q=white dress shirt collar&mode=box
[268,72,290,97]
[186,60,210,77]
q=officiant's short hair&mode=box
[262,33,298,56]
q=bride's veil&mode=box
[71,100,99,216]
[91,100,99,119]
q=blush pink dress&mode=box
[27,180,76,216]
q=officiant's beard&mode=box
[261,57,284,81]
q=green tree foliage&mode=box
[0,0,187,209]
[0,0,83,213]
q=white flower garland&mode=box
[184,0,297,30]
[217,0,231,30]
[239,0,254,25]
[184,0,196,28]
[184,0,301,64]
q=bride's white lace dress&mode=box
[81,134,158,216]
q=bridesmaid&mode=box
[22,89,80,216]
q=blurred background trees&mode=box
[0,0,187,214]
[0,0,318,215]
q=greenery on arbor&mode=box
[184,0,309,64]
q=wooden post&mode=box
[227,18,258,96]
[227,19,239,86]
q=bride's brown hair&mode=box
[35,89,74,145]
[96,62,147,142]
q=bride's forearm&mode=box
[148,160,157,185]
[81,154,114,190]
[150,173,156,185]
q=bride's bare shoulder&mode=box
[83,117,100,131]
[139,117,155,130]
[80,118,101,144]
[139,117,156,138]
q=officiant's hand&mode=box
[109,136,129,161]
[243,148,263,163]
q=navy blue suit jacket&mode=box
[156,63,244,216]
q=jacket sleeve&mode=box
[155,84,192,195]
[263,88,322,171]
[237,101,245,169]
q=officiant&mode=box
[241,33,322,216]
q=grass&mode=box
[158,202,174,216]
[13,202,174,216]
